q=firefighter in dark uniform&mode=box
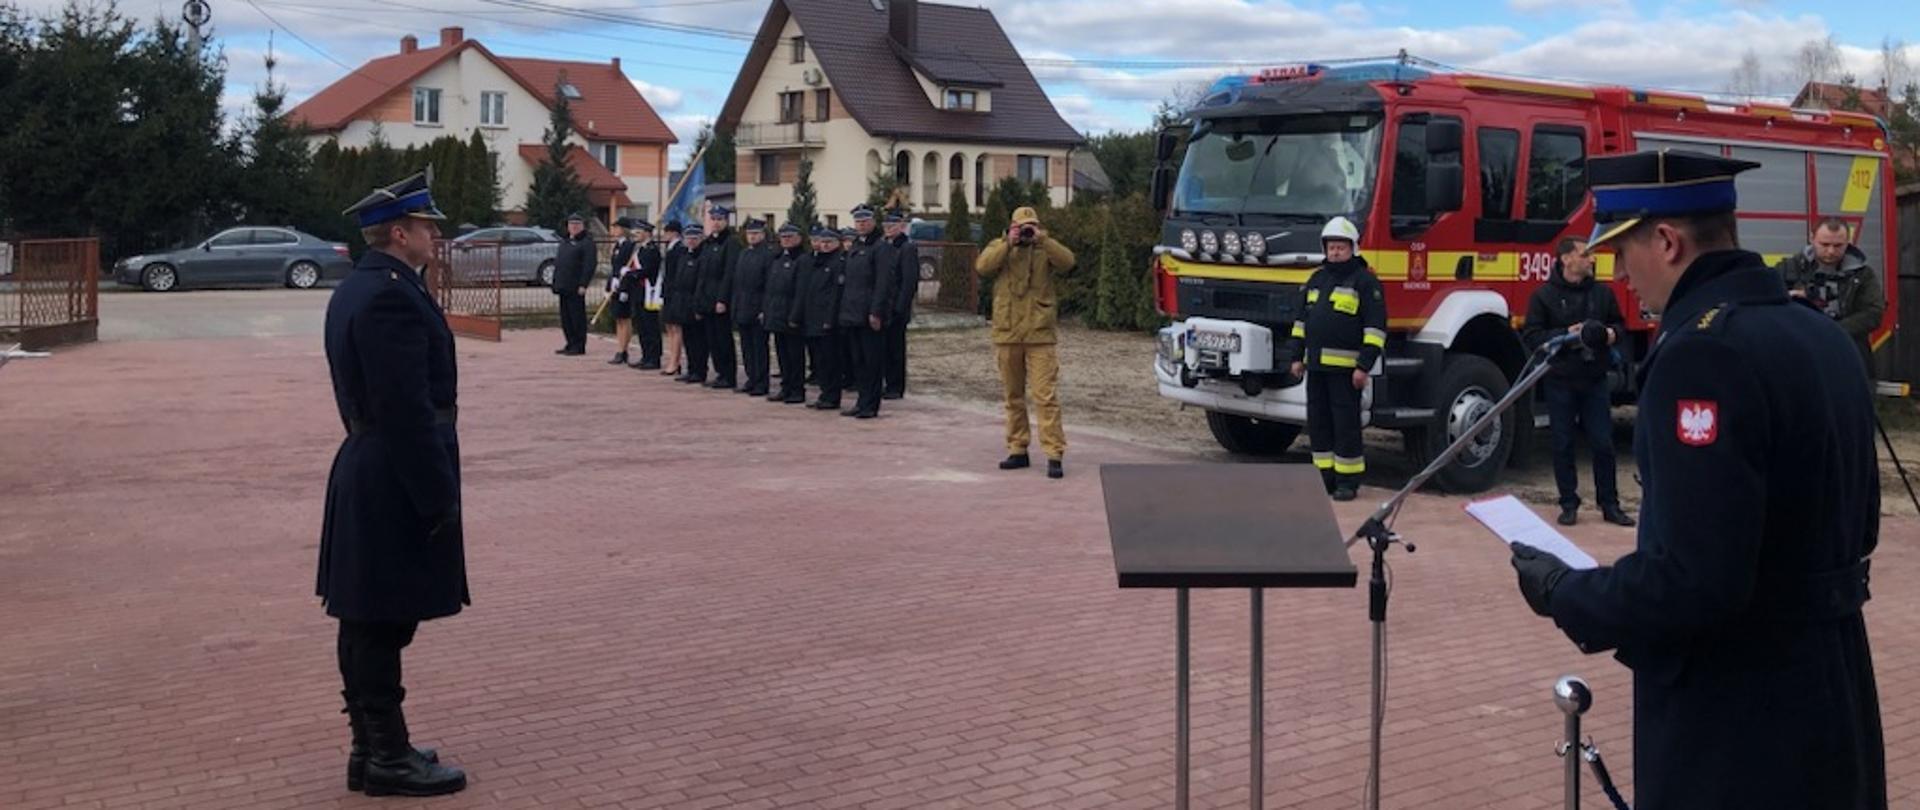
[1510,150,1885,810]
[321,171,469,796]
[1283,216,1386,501]
[839,205,895,419]
[731,219,775,396]
[671,224,708,383]
[837,226,858,391]
[763,222,811,404]
[657,221,687,376]
[550,212,595,356]
[628,219,663,370]
[801,225,846,410]
[605,217,643,366]
[697,206,741,390]
[878,209,919,399]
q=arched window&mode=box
[894,150,912,186]
[974,154,988,207]
[922,151,941,209]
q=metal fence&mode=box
[0,238,99,350]
[917,240,981,313]
[427,239,616,341]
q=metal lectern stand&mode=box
[1101,464,1358,810]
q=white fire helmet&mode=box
[1321,216,1359,245]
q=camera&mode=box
[1018,225,1037,242]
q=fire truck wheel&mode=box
[1205,411,1301,456]
[1407,353,1514,493]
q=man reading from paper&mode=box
[1507,149,1884,810]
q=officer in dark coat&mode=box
[696,206,741,390]
[838,205,895,419]
[672,225,709,383]
[762,222,810,404]
[321,171,469,797]
[550,212,596,356]
[627,219,663,370]
[1511,150,1885,810]
[877,210,919,399]
[800,226,845,410]
[731,219,775,397]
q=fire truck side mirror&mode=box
[1155,129,1180,162]
[1426,163,1464,213]
[1151,166,1174,213]
[1425,119,1463,154]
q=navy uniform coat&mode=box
[1546,250,1884,809]
[318,249,470,623]
[836,231,895,328]
[799,249,845,337]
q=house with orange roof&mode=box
[288,27,677,225]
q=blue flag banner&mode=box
[666,163,706,226]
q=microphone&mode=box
[1540,320,1610,356]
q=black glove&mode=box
[427,505,462,544]
[1510,542,1569,617]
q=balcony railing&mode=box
[734,120,826,148]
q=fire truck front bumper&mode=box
[1154,324,1310,425]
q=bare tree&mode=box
[1880,36,1912,94]
[1726,49,1768,102]
[1784,36,1844,94]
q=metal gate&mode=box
[917,240,982,314]
[0,238,100,350]
[429,240,504,341]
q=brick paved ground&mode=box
[1,327,1916,809]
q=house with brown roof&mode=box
[1792,81,1893,120]
[716,0,1085,230]
[287,27,677,224]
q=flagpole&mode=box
[663,141,712,219]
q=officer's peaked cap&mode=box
[1586,149,1761,247]
[344,168,447,228]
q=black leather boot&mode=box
[998,453,1031,470]
[360,707,466,797]
[344,693,437,793]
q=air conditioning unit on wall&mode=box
[803,67,824,86]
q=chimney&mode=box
[400,35,418,54]
[611,57,621,72]
[888,0,918,51]
[439,27,464,48]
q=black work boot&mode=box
[360,707,466,797]
[343,693,437,793]
[607,352,628,365]
[1558,506,1579,526]
[1332,484,1358,502]
[1601,504,1637,527]
[1047,459,1064,479]
[998,453,1031,470]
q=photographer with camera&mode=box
[1521,238,1634,527]
[975,206,1075,479]
[1776,217,1885,385]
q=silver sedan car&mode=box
[447,226,562,287]
[113,227,352,292]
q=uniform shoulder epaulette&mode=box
[1692,302,1739,335]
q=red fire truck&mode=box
[1147,60,1900,492]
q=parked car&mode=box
[906,219,984,282]
[114,227,352,292]
[447,226,562,287]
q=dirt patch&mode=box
[909,321,1920,517]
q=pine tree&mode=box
[692,122,736,183]
[979,185,1009,247]
[465,130,502,225]
[788,156,819,229]
[946,184,972,243]
[524,73,591,229]
[236,61,313,228]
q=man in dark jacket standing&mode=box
[878,210,919,399]
[323,171,470,797]
[1283,216,1385,502]
[673,225,708,383]
[1522,237,1634,527]
[802,226,845,411]
[838,205,895,419]
[550,213,596,356]
[1512,150,1885,810]
[697,206,741,390]
[731,219,775,396]
[1776,217,1887,383]
[763,223,810,404]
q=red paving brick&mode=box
[1,329,1917,809]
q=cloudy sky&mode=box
[28,0,1916,165]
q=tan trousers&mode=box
[995,343,1066,460]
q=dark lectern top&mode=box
[1100,464,1359,589]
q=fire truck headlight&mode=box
[1245,232,1266,258]
[1200,230,1220,255]
[1222,231,1242,256]
[1180,229,1198,254]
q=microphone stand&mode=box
[1350,341,1569,809]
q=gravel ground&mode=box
[909,321,1920,517]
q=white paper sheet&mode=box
[1464,494,1600,570]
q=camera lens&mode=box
[1020,225,1036,240]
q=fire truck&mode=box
[1147,59,1900,492]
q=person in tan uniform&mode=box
[975,206,1075,479]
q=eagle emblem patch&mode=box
[1677,400,1718,446]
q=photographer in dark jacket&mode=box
[1522,237,1634,527]
[550,213,596,356]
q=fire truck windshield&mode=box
[1172,113,1382,226]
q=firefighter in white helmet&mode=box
[1284,216,1387,501]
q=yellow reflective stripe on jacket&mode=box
[1363,327,1386,348]
[1291,321,1306,339]
[1334,456,1366,474]
[1312,452,1334,470]
[1330,287,1360,315]
[1317,348,1359,368]
[1306,289,1320,304]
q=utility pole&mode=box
[183,0,211,52]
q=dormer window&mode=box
[944,89,977,111]
[560,83,582,99]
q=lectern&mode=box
[1100,464,1357,810]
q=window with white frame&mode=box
[1017,155,1048,184]
[944,89,977,111]
[480,91,506,126]
[594,142,619,173]
[412,87,441,124]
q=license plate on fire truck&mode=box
[1190,330,1241,353]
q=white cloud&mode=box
[1049,94,1147,135]
[663,114,712,170]
[630,79,685,112]
[1507,0,1630,13]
